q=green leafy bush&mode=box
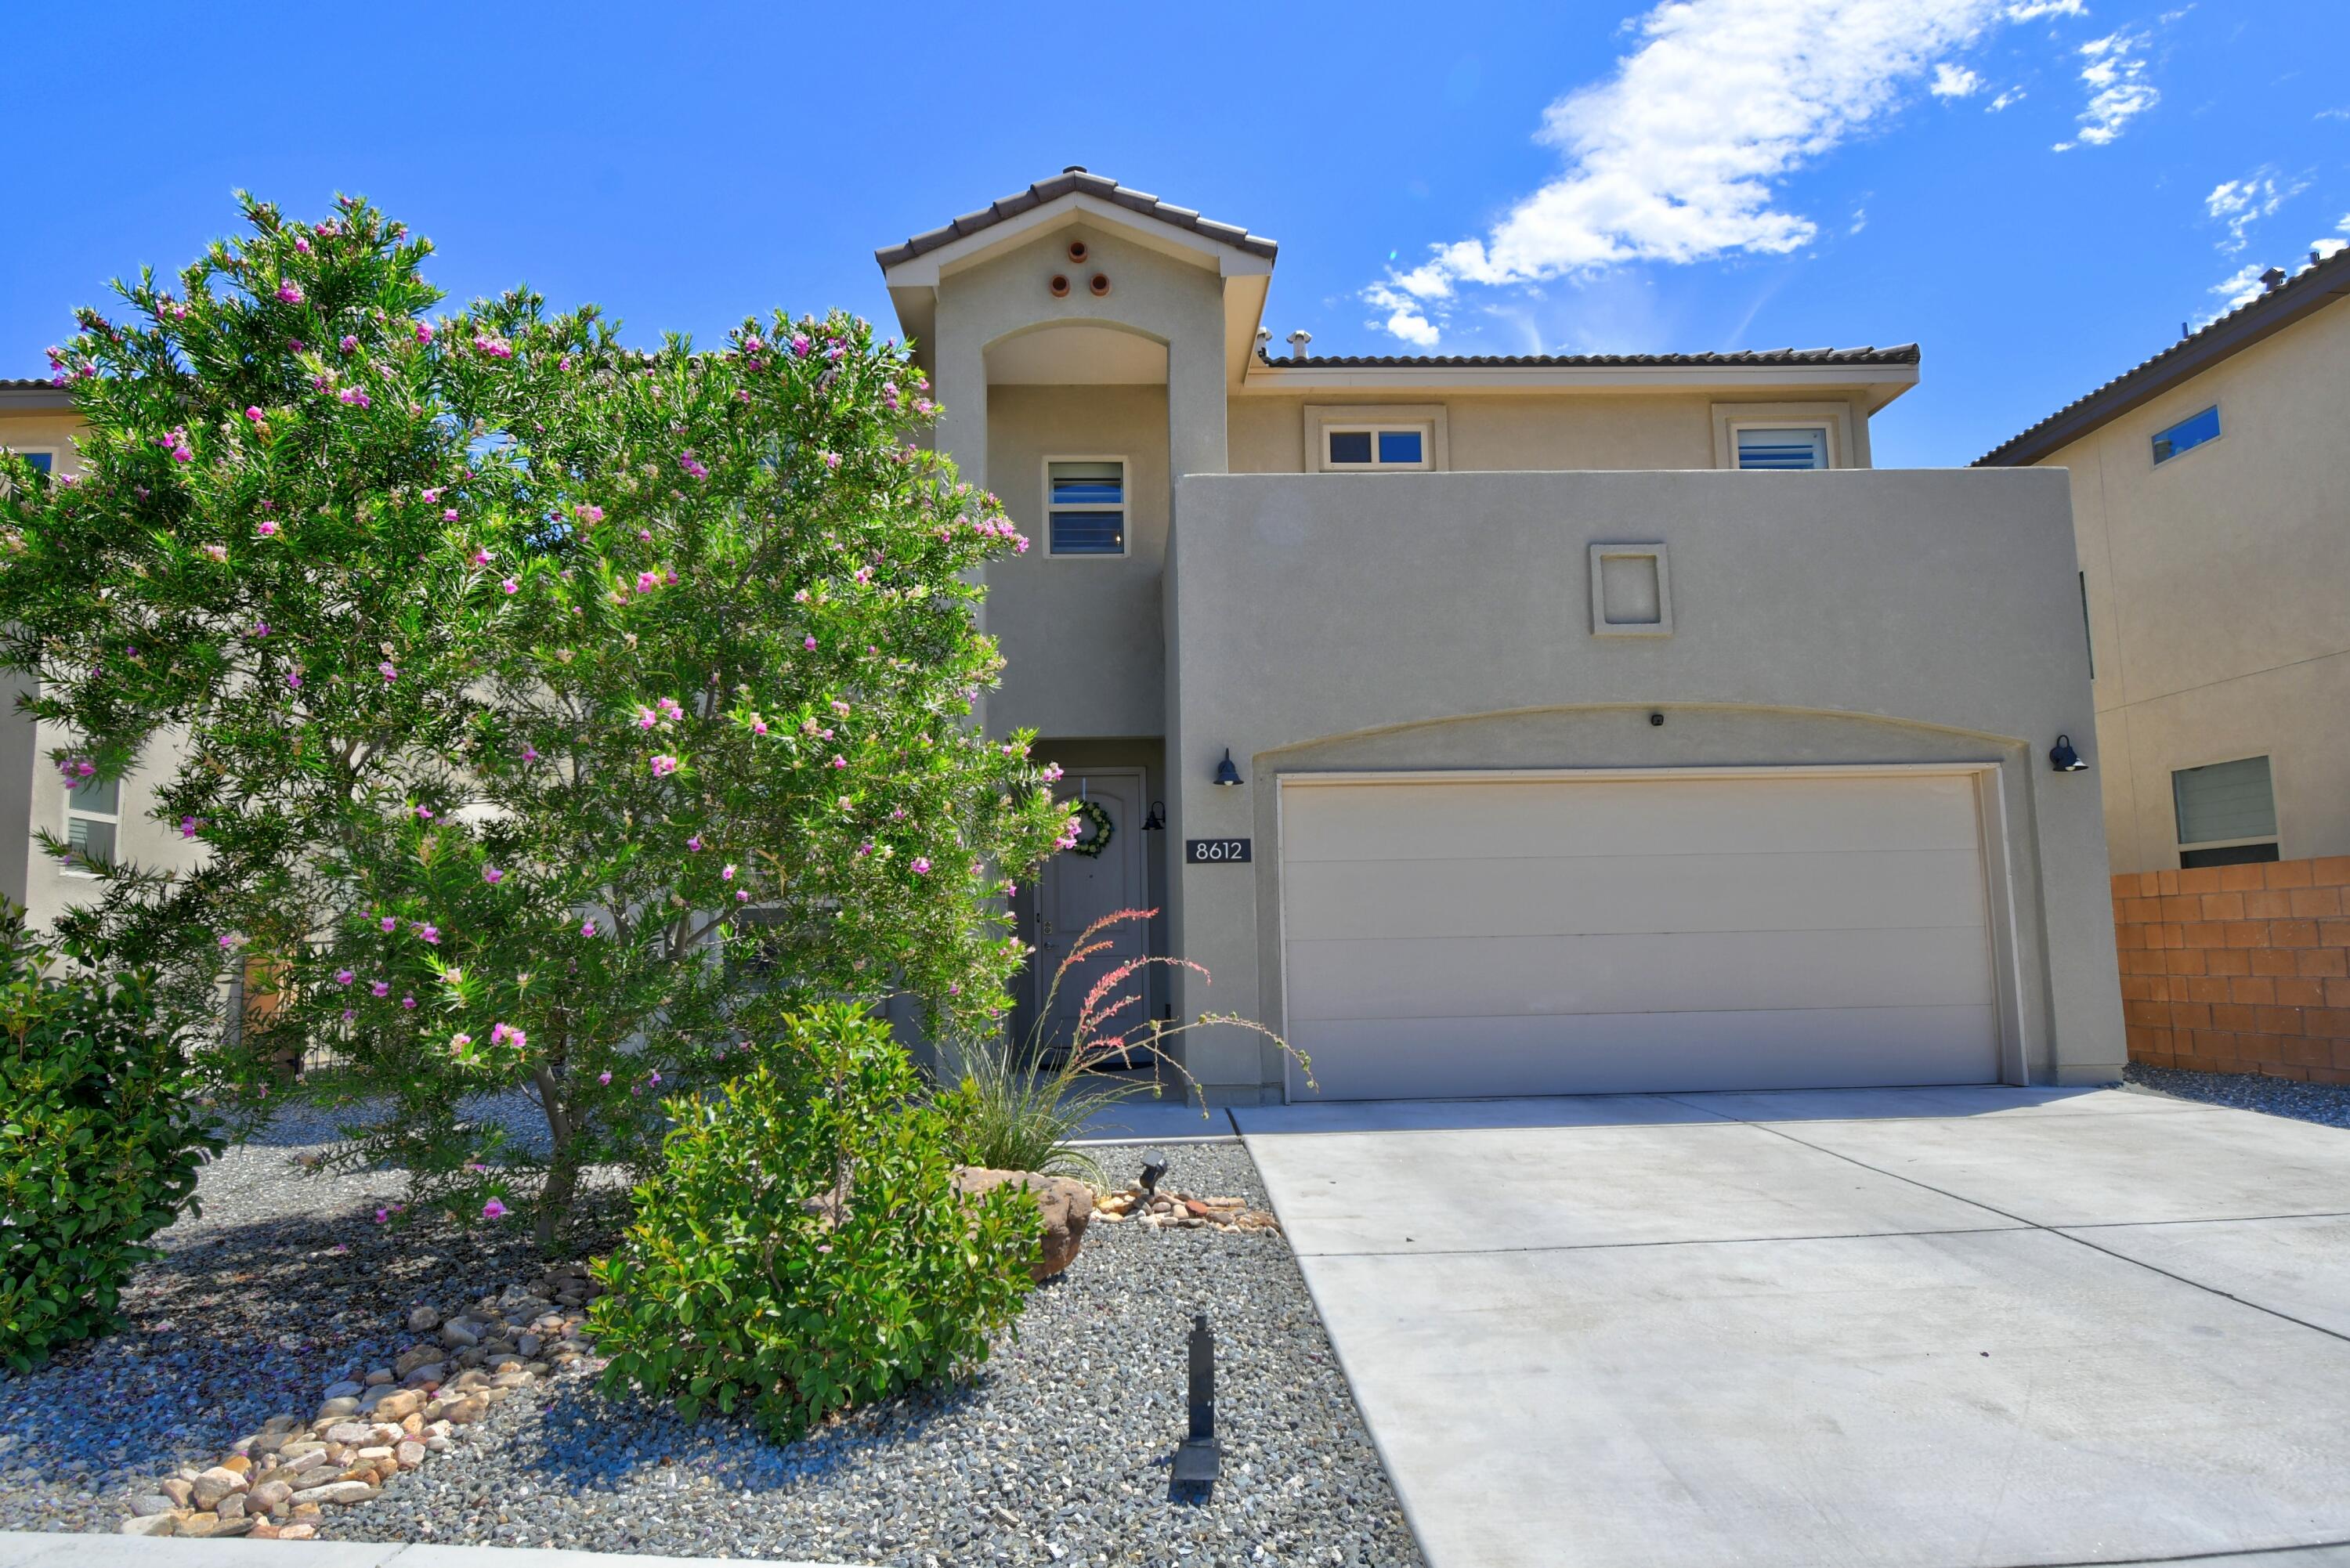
[0,193,1071,1245]
[589,1004,1036,1440]
[0,909,222,1370]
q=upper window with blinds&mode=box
[64,774,121,874]
[1044,458,1126,556]
[2172,754,2278,868]
[1735,426,1831,470]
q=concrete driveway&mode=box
[1232,1086,2350,1568]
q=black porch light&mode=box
[1141,800,1167,831]
[1213,749,1243,788]
[2049,733,2089,773]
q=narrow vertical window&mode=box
[2079,571,2095,681]
[1045,459,1126,556]
[65,775,121,872]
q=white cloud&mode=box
[1988,85,2026,110]
[1363,0,2081,345]
[2205,170,2305,253]
[2054,30,2160,150]
[1850,207,1869,234]
[2207,262,2269,316]
[2312,237,2349,262]
[1932,63,1983,97]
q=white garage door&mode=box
[1279,771,2004,1099]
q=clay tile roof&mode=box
[1254,344,1921,370]
[1974,245,2350,468]
[875,169,1278,270]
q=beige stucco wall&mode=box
[923,222,1227,745]
[985,385,1170,736]
[2046,294,2350,873]
[1163,468,2120,1101]
[1227,391,1875,473]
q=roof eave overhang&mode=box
[1977,260,2350,467]
[1235,362,1919,406]
[0,386,75,412]
[877,192,1274,291]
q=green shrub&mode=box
[0,909,222,1370]
[588,1004,1037,1441]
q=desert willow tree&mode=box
[0,193,1072,1246]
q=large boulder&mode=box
[952,1167,1094,1281]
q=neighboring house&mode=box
[2,378,209,933]
[0,171,2126,1104]
[1975,246,2350,876]
[880,168,2119,1104]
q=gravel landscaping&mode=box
[2124,1061,2350,1128]
[0,1108,1422,1567]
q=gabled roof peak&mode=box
[874,170,1277,272]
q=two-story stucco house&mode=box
[877,168,2121,1104]
[1975,244,2350,879]
[1,170,2126,1104]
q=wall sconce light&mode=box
[2049,733,2089,772]
[1141,800,1166,830]
[1213,750,1243,788]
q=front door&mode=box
[1033,768,1148,1060]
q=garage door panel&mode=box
[1282,775,1983,864]
[1288,925,1998,1022]
[1284,847,1988,942]
[1279,770,2005,1097]
[1291,1006,2001,1101]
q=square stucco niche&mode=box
[1590,544,1672,637]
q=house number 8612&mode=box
[1185,838,1252,863]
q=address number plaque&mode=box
[1184,838,1253,864]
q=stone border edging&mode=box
[0,1534,850,1568]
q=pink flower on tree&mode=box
[334,969,355,986]
[257,519,280,537]
[380,916,397,932]
[481,1199,507,1220]
[580,919,598,938]
[721,863,736,881]
[490,1022,526,1050]
[274,281,304,305]
[650,755,679,777]
[482,865,504,884]
[338,335,358,352]
[911,857,932,876]
[501,578,519,595]
[371,981,390,998]
[415,322,433,345]
[244,406,266,424]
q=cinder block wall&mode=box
[2114,857,2350,1082]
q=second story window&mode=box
[1734,426,1830,470]
[65,775,121,873]
[1324,425,1430,469]
[1045,458,1126,556]
[2151,405,2220,465]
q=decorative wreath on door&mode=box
[1064,797,1115,858]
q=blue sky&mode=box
[4,1,2344,466]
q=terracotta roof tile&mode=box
[876,169,1277,269]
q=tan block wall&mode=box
[2113,855,2350,1083]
